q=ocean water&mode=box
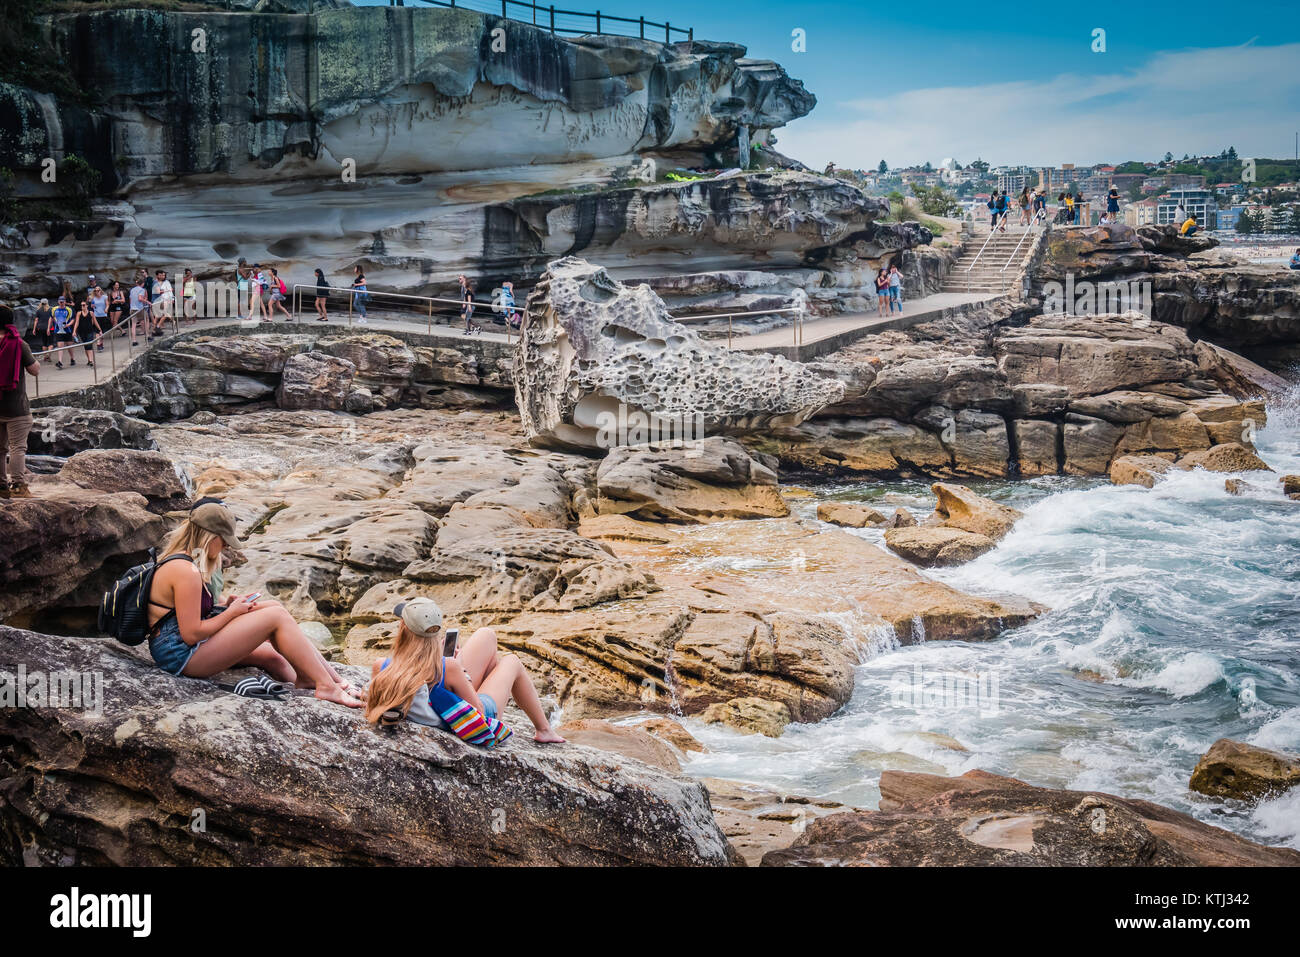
[670,384,1300,850]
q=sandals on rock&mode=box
[214,673,292,700]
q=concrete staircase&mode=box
[940,228,1038,294]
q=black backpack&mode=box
[99,550,190,646]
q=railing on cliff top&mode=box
[401,0,693,43]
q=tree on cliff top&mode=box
[0,0,87,101]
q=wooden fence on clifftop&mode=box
[393,0,693,42]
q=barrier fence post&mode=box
[427,296,432,335]
[549,4,554,32]
[110,324,117,372]
[665,21,670,43]
[639,16,643,37]
[596,10,601,33]
[728,315,733,350]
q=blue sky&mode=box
[363,0,1300,169]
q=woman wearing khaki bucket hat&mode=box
[144,502,360,707]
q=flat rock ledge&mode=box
[762,770,1300,866]
[0,627,738,866]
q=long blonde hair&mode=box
[365,623,445,724]
[159,519,221,583]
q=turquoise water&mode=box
[672,385,1300,850]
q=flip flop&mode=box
[249,673,292,697]
[214,675,288,700]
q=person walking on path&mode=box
[107,281,126,334]
[181,268,198,322]
[89,285,108,351]
[1107,185,1121,224]
[1018,187,1031,225]
[30,299,52,353]
[314,268,330,322]
[0,306,40,501]
[247,265,268,323]
[266,267,292,321]
[350,267,369,323]
[888,263,904,314]
[151,270,174,336]
[986,190,999,232]
[72,300,100,367]
[128,277,150,345]
[50,297,75,367]
[459,275,479,335]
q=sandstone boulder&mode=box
[1282,475,1300,500]
[0,626,737,866]
[56,449,192,513]
[701,697,793,737]
[27,407,156,456]
[928,483,1022,539]
[276,351,356,411]
[1189,738,1300,803]
[816,502,886,528]
[763,769,1300,866]
[594,437,789,523]
[0,488,169,621]
[1109,454,1175,489]
[884,526,997,567]
[1176,443,1272,474]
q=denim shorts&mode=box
[478,693,498,721]
[148,616,205,676]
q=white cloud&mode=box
[778,42,1300,170]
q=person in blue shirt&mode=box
[49,298,76,368]
[1290,248,1300,270]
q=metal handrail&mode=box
[28,303,164,397]
[997,216,1045,291]
[964,212,1012,290]
[411,0,693,42]
[291,283,525,342]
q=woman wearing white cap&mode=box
[366,597,565,743]
[145,503,361,707]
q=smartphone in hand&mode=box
[244,592,262,604]
[443,627,459,657]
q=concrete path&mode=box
[732,290,993,359]
[26,309,514,399]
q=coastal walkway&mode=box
[732,290,993,360]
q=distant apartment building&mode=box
[1124,198,1159,226]
[1038,164,1090,191]
[1143,173,1207,192]
[1156,187,1218,228]
[1082,172,1145,199]
[996,172,1027,193]
[1216,206,1244,231]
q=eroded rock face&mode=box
[56,449,192,514]
[1033,224,1300,370]
[762,769,1300,866]
[0,626,738,866]
[0,487,169,623]
[515,257,843,450]
[755,309,1278,479]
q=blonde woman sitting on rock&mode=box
[365,598,565,743]
[146,502,360,708]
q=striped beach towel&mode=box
[430,684,512,748]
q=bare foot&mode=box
[533,728,566,744]
[316,684,362,708]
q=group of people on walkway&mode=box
[24,268,196,363]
